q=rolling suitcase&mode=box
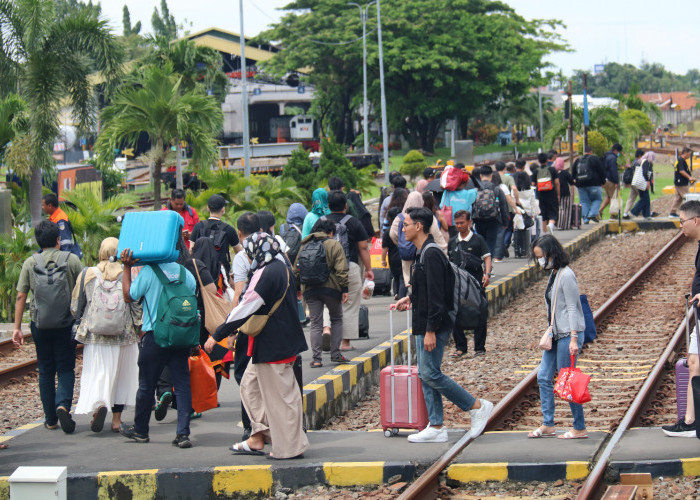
[380,309,428,437]
[117,211,184,264]
[372,267,392,295]
[570,203,582,229]
[677,295,700,432]
[359,305,369,338]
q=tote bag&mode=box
[631,164,647,191]
[553,355,591,404]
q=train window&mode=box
[291,121,296,128]
[64,178,71,190]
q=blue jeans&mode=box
[537,333,586,430]
[415,329,477,426]
[31,322,76,426]
[577,186,603,221]
[134,332,192,437]
[630,188,650,218]
[474,220,499,257]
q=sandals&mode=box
[230,440,265,456]
[528,427,556,438]
[452,350,466,358]
[309,361,323,368]
[90,406,108,433]
[331,355,349,364]
[557,430,588,440]
[0,443,8,450]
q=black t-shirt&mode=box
[190,218,240,273]
[675,157,690,186]
[447,233,489,284]
[558,170,574,198]
[325,212,369,264]
[531,165,559,198]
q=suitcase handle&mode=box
[693,298,700,357]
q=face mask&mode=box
[537,256,549,269]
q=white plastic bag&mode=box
[513,213,525,230]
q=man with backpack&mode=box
[295,218,349,367]
[280,203,309,267]
[323,190,373,351]
[392,207,493,443]
[13,220,83,433]
[448,210,491,357]
[119,241,198,449]
[190,194,241,277]
[531,153,560,233]
[41,193,82,258]
[670,148,695,218]
[598,144,622,218]
[162,189,200,250]
[472,165,509,257]
[571,146,605,224]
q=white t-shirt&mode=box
[231,250,250,284]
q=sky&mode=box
[102,0,700,77]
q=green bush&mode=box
[577,130,609,157]
[282,145,315,203]
[315,136,358,190]
[400,149,427,183]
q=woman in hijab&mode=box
[389,191,447,287]
[624,150,656,218]
[71,237,139,433]
[281,203,308,266]
[206,232,309,459]
[302,188,330,238]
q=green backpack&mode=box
[148,264,200,349]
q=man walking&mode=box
[669,148,695,218]
[393,207,493,443]
[599,144,622,217]
[41,193,82,258]
[190,194,242,277]
[572,146,605,224]
[324,190,374,351]
[13,220,83,433]
[448,210,491,356]
[662,200,700,437]
[163,189,200,249]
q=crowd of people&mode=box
[6,152,700,457]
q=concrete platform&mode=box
[609,427,700,479]
[446,430,608,485]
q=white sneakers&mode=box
[407,425,448,443]
[469,399,494,438]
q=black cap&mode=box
[208,194,227,212]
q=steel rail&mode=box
[576,309,690,499]
[398,230,687,500]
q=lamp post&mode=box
[376,0,390,184]
[348,1,376,156]
[239,0,251,180]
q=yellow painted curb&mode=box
[681,457,700,476]
[447,463,509,482]
[0,477,8,500]
[318,374,343,398]
[213,465,273,496]
[323,462,384,486]
[304,383,327,411]
[566,461,590,480]
[97,469,158,500]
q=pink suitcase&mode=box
[380,309,429,437]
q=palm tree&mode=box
[94,63,223,209]
[0,93,27,163]
[545,106,625,149]
[0,0,123,227]
[0,227,34,321]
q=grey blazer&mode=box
[546,266,586,335]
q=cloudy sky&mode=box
[103,0,700,76]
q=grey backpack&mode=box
[32,252,74,329]
[83,268,129,336]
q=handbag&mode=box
[609,188,621,216]
[553,355,592,404]
[239,267,290,337]
[631,164,647,191]
[439,205,453,227]
[193,262,234,336]
[188,350,218,413]
[522,212,534,229]
[539,271,561,351]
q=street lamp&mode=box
[239,0,251,181]
[375,0,390,184]
[348,1,376,156]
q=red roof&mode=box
[639,92,698,111]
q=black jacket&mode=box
[572,154,605,187]
[602,151,620,184]
[409,236,454,335]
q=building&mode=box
[639,92,699,127]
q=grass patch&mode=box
[388,143,544,171]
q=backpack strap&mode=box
[340,214,352,226]
[74,267,89,323]
[292,224,302,235]
[55,251,70,268]
[33,252,46,270]
[419,242,441,265]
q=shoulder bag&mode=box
[539,270,562,351]
[239,266,290,337]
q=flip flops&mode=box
[230,440,264,456]
[557,431,588,440]
[0,443,8,450]
[90,406,108,433]
[528,427,556,438]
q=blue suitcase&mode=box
[117,211,184,264]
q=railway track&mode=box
[399,230,693,500]
[0,337,81,388]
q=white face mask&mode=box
[537,256,548,269]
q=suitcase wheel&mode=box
[392,427,399,436]
[384,429,392,438]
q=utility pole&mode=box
[567,81,573,169]
[239,0,251,181]
[538,89,544,145]
[349,1,376,155]
[583,73,589,152]
[376,0,390,184]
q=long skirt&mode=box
[557,195,573,230]
[75,343,139,414]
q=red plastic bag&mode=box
[189,350,218,413]
[440,166,468,191]
[553,355,591,404]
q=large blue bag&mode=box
[580,294,597,343]
[117,211,184,264]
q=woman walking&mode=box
[71,237,139,433]
[302,188,331,238]
[528,235,587,440]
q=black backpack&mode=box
[281,224,303,265]
[202,219,227,252]
[472,182,499,221]
[575,156,593,184]
[321,215,352,258]
[297,237,331,285]
[622,164,635,185]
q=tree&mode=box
[0,93,27,164]
[400,150,427,183]
[315,136,358,190]
[258,0,566,151]
[122,5,141,36]
[577,130,608,157]
[94,64,222,210]
[545,106,624,150]
[151,0,178,41]
[0,0,123,227]
[0,227,34,321]
[282,145,316,202]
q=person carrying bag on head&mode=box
[529,234,588,440]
